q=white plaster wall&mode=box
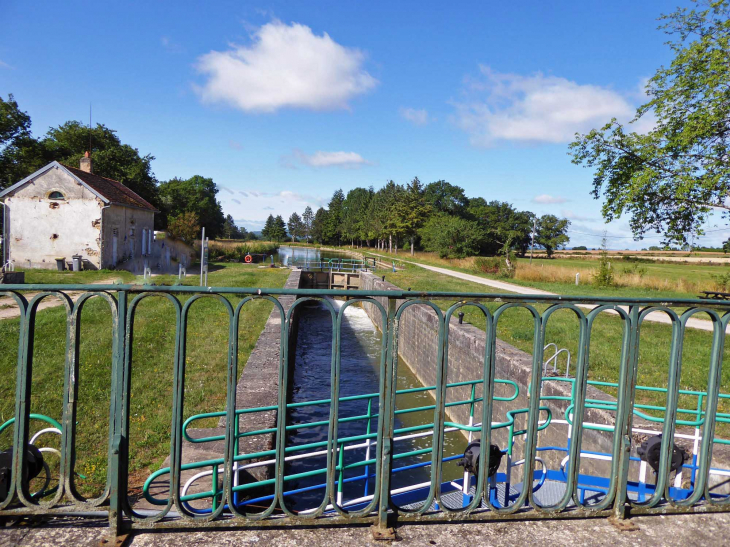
[5,167,104,269]
[100,205,154,268]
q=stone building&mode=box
[0,154,159,270]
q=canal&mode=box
[273,245,352,266]
[284,297,467,511]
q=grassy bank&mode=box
[0,263,290,496]
[204,240,280,262]
[381,266,730,436]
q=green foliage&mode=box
[468,199,534,255]
[473,255,516,278]
[222,214,245,239]
[302,206,314,243]
[261,214,287,242]
[594,237,615,287]
[159,175,225,237]
[311,207,328,243]
[423,180,469,216]
[621,262,648,277]
[323,189,345,244]
[570,0,730,245]
[535,214,571,258]
[287,212,303,241]
[573,246,588,251]
[419,213,485,258]
[712,271,730,290]
[166,211,200,245]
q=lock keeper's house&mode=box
[0,153,158,270]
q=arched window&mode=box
[48,191,65,200]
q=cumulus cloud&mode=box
[533,194,568,204]
[284,149,372,169]
[453,66,635,146]
[194,20,377,113]
[399,107,429,125]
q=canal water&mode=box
[284,298,466,511]
[273,246,351,267]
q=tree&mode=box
[166,211,200,245]
[272,215,288,242]
[287,212,303,242]
[302,206,314,243]
[419,213,485,258]
[312,207,328,243]
[535,215,570,258]
[323,189,345,245]
[570,0,730,245]
[158,175,225,238]
[468,199,534,255]
[261,214,276,241]
[223,214,242,239]
[342,187,373,246]
[423,180,469,217]
[393,177,431,255]
[0,94,37,190]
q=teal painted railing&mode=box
[0,283,729,540]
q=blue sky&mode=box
[1,0,727,248]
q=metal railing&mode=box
[0,283,729,540]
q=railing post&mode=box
[373,295,397,540]
[613,304,640,520]
[108,290,128,539]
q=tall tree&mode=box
[302,206,314,243]
[393,177,431,255]
[158,175,225,238]
[342,187,373,246]
[261,214,276,241]
[570,0,730,245]
[419,213,485,258]
[312,207,328,243]
[222,214,242,239]
[272,215,288,242]
[287,212,303,242]
[423,180,469,217]
[535,215,570,258]
[468,199,534,255]
[323,189,345,245]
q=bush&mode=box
[473,254,516,279]
[593,236,614,288]
[419,214,485,258]
[621,263,648,278]
[713,272,730,291]
[167,212,200,244]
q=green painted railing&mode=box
[0,282,729,540]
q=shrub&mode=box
[473,254,516,279]
[166,212,200,245]
[593,236,614,288]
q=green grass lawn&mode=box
[383,267,730,436]
[0,263,290,497]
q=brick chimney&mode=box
[79,151,93,173]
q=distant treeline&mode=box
[265,178,570,258]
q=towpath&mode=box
[366,252,729,334]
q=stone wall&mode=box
[358,272,715,477]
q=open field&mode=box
[357,249,730,299]
[0,263,290,496]
[382,266,730,437]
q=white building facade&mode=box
[0,156,158,270]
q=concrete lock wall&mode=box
[358,272,730,482]
[4,167,106,269]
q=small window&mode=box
[48,191,65,200]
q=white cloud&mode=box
[0,59,13,69]
[285,149,372,168]
[533,194,568,204]
[195,20,377,113]
[399,107,429,125]
[453,66,634,146]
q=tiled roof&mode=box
[62,164,158,212]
